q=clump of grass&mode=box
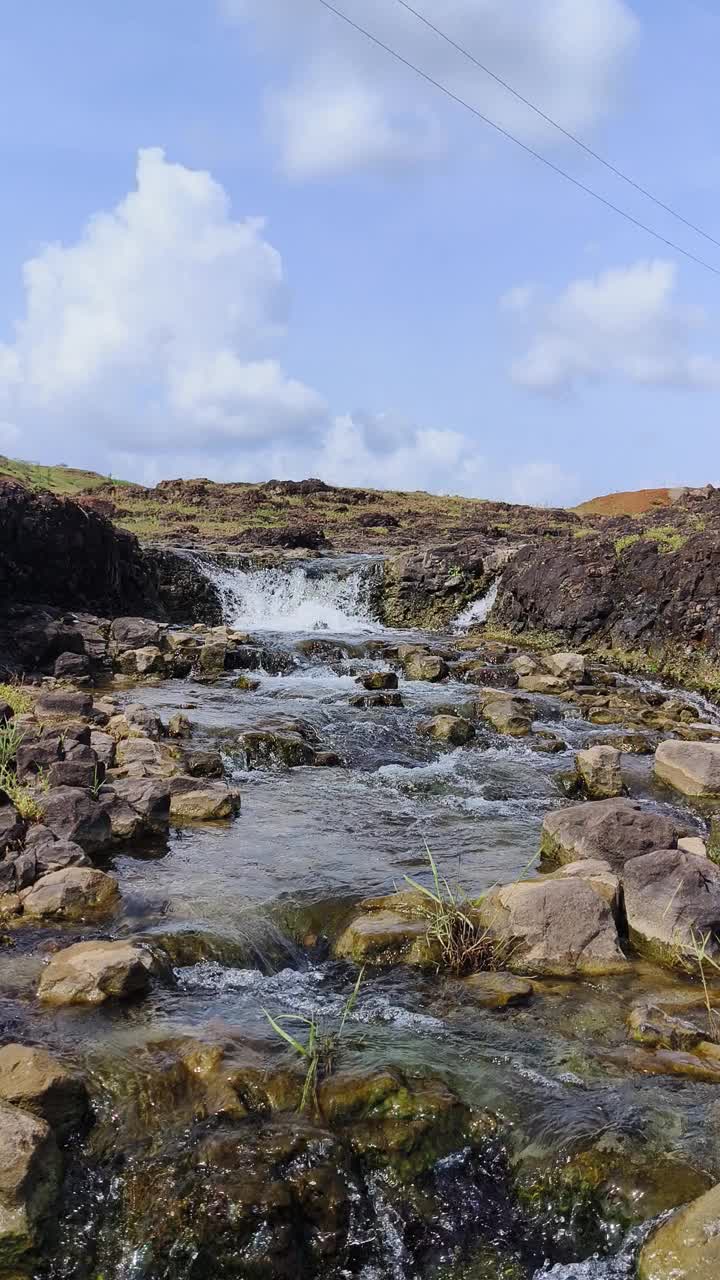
[0,721,44,821]
[403,846,514,977]
[0,682,33,716]
[572,526,595,539]
[614,534,641,556]
[684,928,720,1042]
[263,967,365,1114]
[643,526,688,553]
[482,625,560,653]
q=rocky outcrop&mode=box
[540,798,685,870]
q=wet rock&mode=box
[517,673,567,694]
[529,731,567,754]
[38,939,167,1005]
[197,641,228,676]
[168,778,241,822]
[53,650,90,679]
[167,712,192,739]
[20,866,120,920]
[477,878,627,976]
[357,671,398,691]
[623,848,720,967]
[110,616,162,651]
[638,1181,720,1278]
[403,653,449,682]
[179,748,224,778]
[540,798,683,870]
[575,745,624,799]
[591,731,656,754]
[349,692,403,708]
[239,727,317,769]
[417,715,475,746]
[234,674,260,691]
[544,652,587,682]
[0,1100,61,1270]
[41,786,112,853]
[0,1045,89,1138]
[477,692,533,737]
[34,690,94,720]
[627,1000,708,1051]
[655,739,720,797]
[334,910,428,965]
[462,972,533,1008]
[456,660,518,688]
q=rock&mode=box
[0,702,13,724]
[110,616,162,651]
[0,805,24,856]
[349,692,404,708]
[168,779,241,822]
[403,653,449,682]
[334,911,428,965]
[638,1182,720,1279]
[116,737,163,769]
[540,798,683,870]
[478,693,533,737]
[357,672,398,691]
[124,704,165,739]
[679,836,708,857]
[517,674,567,694]
[35,690,93,720]
[89,730,116,768]
[417,715,475,746]
[46,759,100,789]
[33,839,90,874]
[591,732,656,755]
[477,878,627,976]
[197,641,227,676]
[529,732,567,755]
[510,654,540,677]
[623,848,720,967]
[462,972,533,1008]
[180,748,224,778]
[38,939,167,1005]
[575,746,624,799]
[548,859,620,913]
[627,1000,708,1051]
[167,712,192,739]
[41,787,112,853]
[101,779,171,838]
[655,740,720,797]
[20,867,120,920]
[544,652,587,682]
[0,1100,61,1269]
[234,675,260,691]
[239,728,316,769]
[0,1045,88,1138]
[118,644,165,676]
[15,737,62,780]
[53,650,90,679]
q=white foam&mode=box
[196,559,381,634]
[453,580,499,631]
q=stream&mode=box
[5,555,720,1279]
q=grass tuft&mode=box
[403,845,514,977]
[263,967,365,1114]
[0,682,33,716]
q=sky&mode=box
[1,0,719,505]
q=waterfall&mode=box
[453,579,499,632]
[190,555,382,633]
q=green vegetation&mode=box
[587,642,720,697]
[0,454,127,496]
[483,625,562,653]
[263,967,364,1114]
[0,720,44,821]
[643,525,688,553]
[0,682,33,716]
[683,930,720,1042]
[614,533,641,555]
[403,847,514,977]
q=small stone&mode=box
[167,713,192,739]
[462,972,533,1008]
[335,911,428,965]
[417,715,475,746]
[575,745,624,799]
[357,671,398,691]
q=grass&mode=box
[403,846,515,977]
[0,454,126,496]
[589,642,720,698]
[0,721,44,821]
[683,929,720,1042]
[263,967,365,1114]
[614,534,641,556]
[643,526,688,553]
[0,682,33,716]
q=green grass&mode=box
[0,721,45,821]
[403,845,515,977]
[0,683,33,716]
[263,968,365,1114]
[643,526,688,553]
[483,625,562,653]
[0,454,128,496]
[614,534,641,555]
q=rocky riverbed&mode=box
[3,551,720,1278]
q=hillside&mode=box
[0,454,125,496]
[574,487,690,517]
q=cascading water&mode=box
[453,578,499,631]
[189,555,383,633]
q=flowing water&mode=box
[8,558,720,1279]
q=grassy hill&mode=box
[0,455,125,496]
[574,487,683,517]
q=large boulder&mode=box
[638,1181,720,1279]
[41,787,112,853]
[20,867,119,921]
[655,740,720,798]
[575,745,624,799]
[0,1101,61,1270]
[110,617,162,651]
[37,939,167,1006]
[540,798,683,870]
[0,1046,88,1139]
[100,778,171,839]
[544,652,587,682]
[623,848,720,967]
[403,653,449,682]
[168,779,241,822]
[477,878,627,976]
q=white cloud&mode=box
[224,0,639,179]
[0,146,500,496]
[510,460,579,505]
[508,260,720,392]
[500,284,535,313]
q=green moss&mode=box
[482,626,562,653]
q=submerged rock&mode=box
[462,972,533,1008]
[655,739,720,797]
[38,939,167,1006]
[540,799,683,870]
[638,1181,720,1278]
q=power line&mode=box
[314,0,720,279]
[392,0,720,255]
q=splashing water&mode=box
[195,557,381,633]
[453,579,499,631]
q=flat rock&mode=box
[334,911,427,965]
[462,972,533,1008]
[540,798,683,870]
[623,848,720,967]
[35,690,93,719]
[477,877,627,976]
[38,939,166,1006]
[0,1045,88,1138]
[638,1181,720,1279]
[655,740,720,798]
[20,866,119,920]
[517,673,567,694]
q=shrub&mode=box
[643,526,688,553]
[613,534,641,556]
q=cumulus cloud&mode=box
[508,260,720,392]
[0,146,505,496]
[223,0,639,179]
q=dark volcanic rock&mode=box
[142,547,223,626]
[42,788,113,854]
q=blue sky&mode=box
[1,0,719,504]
